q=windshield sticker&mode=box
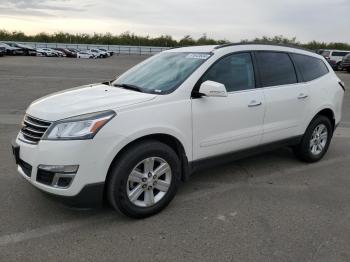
[186,53,211,60]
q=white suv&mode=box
[320,49,350,70]
[12,44,345,218]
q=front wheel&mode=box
[107,140,181,218]
[293,115,333,162]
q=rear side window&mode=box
[331,51,349,57]
[291,54,329,82]
[256,52,297,87]
[201,53,255,92]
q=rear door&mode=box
[255,51,309,144]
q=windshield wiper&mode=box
[113,83,144,93]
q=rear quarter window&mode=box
[291,54,329,82]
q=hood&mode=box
[27,84,157,121]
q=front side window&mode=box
[200,53,255,92]
[291,54,329,82]
[113,52,211,94]
[256,52,297,88]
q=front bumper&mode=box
[12,131,122,203]
[38,181,105,207]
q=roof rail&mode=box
[214,42,314,53]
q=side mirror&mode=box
[198,80,228,97]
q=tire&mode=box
[107,140,181,218]
[293,115,333,162]
[335,63,342,71]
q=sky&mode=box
[0,0,349,43]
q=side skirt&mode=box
[189,136,302,174]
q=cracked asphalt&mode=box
[0,56,350,262]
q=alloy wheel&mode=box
[309,123,328,155]
[126,157,172,207]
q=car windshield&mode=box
[112,52,211,94]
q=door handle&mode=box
[248,100,262,107]
[298,93,308,99]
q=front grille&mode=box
[20,115,52,144]
[19,159,32,177]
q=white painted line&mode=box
[217,215,226,221]
[229,212,238,217]
[0,215,113,247]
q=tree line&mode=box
[1,30,350,50]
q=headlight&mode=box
[43,110,116,140]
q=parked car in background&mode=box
[54,48,77,58]
[77,50,95,59]
[88,48,108,58]
[98,48,114,56]
[0,43,22,55]
[12,44,345,218]
[54,49,65,57]
[36,48,58,57]
[67,48,80,54]
[39,48,66,57]
[4,42,37,56]
[0,46,5,56]
[342,53,350,73]
[321,49,350,70]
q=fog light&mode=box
[37,165,79,188]
[38,165,79,174]
[57,177,73,187]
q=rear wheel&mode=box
[335,62,342,71]
[107,140,181,218]
[293,115,333,162]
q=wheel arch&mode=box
[106,133,190,187]
[316,108,335,130]
[310,107,336,132]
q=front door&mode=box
[192,52,265,160]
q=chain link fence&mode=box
[4,41,170,55]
